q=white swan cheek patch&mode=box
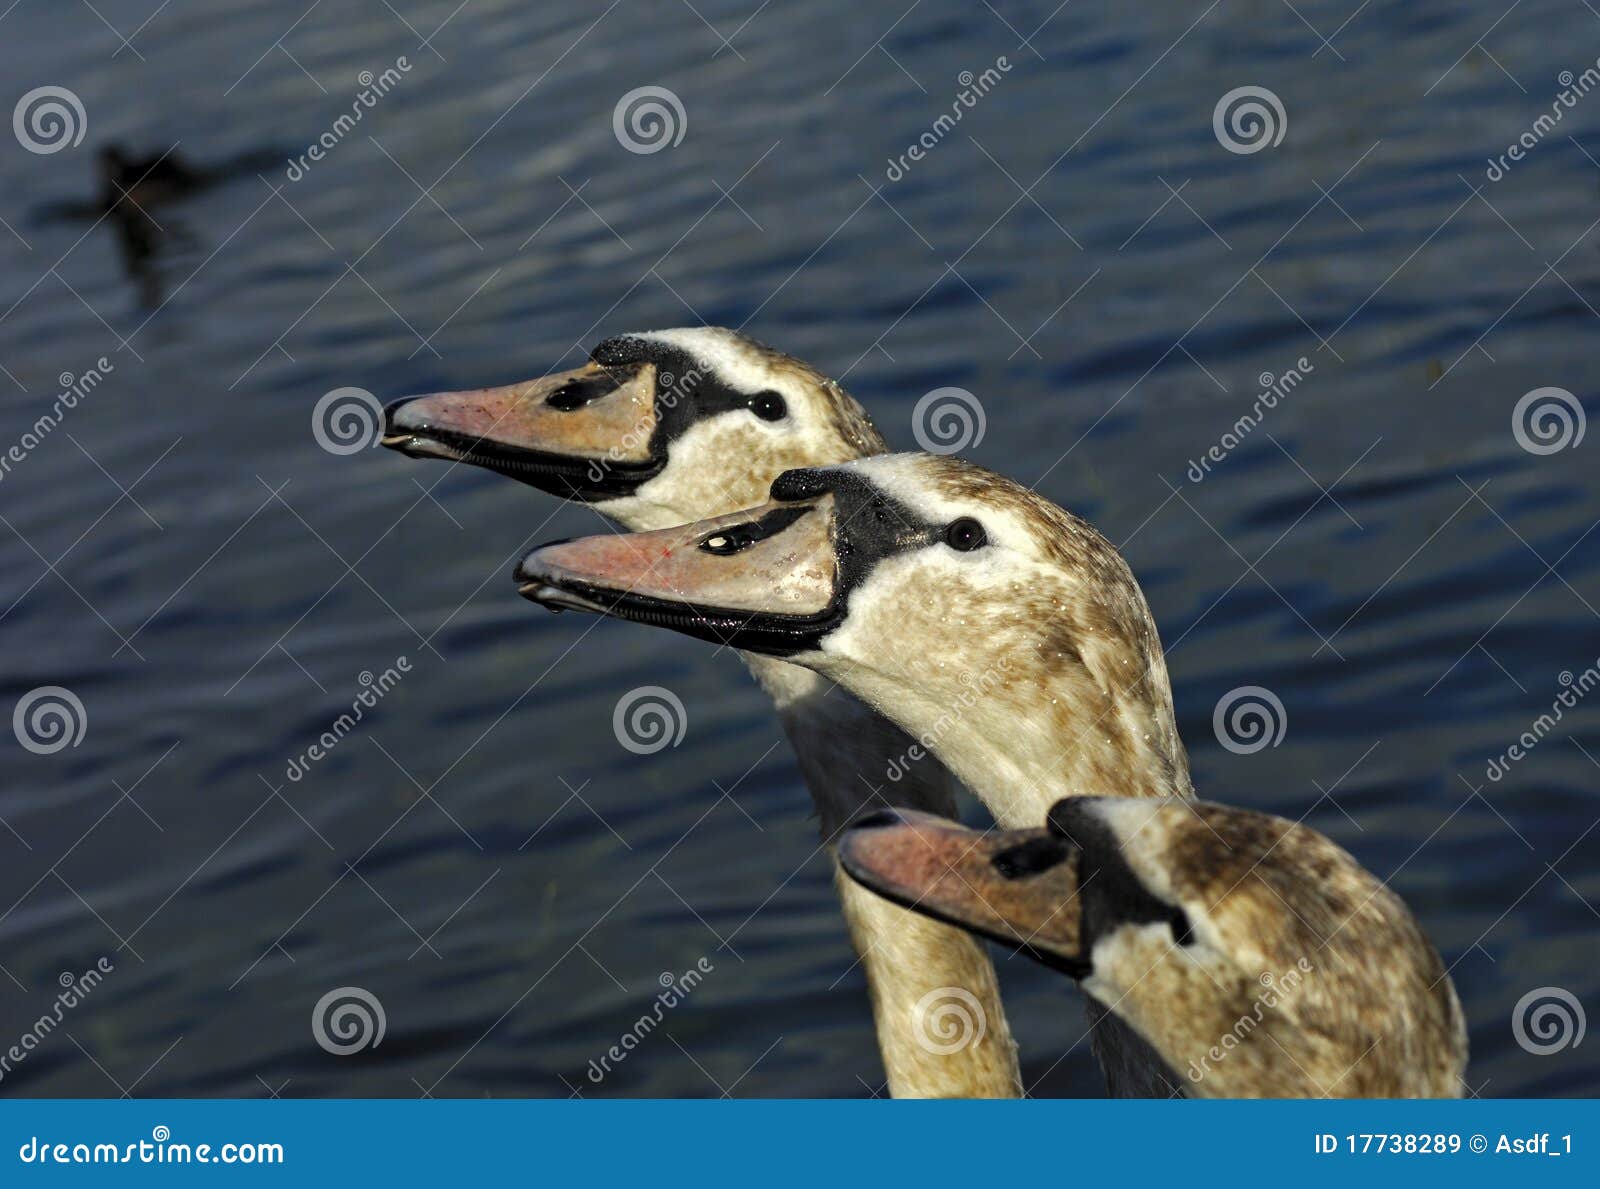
[819,546,1048,671]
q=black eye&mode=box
[748,391,787,421]
[944,517,987,552]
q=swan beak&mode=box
[838,808,1087,976]
[513,496,843,656]
[380,360,661,500]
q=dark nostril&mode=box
[849,809,904,831]
[991,836,1070,880]
[545,371,620,411]
[698,505,810,556]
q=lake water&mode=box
[1,0,1596,1097]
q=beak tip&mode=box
[838,809,906,884]
[835,836,869,884]
[382,395,414,429]
[513,544,604,615]
[513,548,547,587]
[379,395,430,453]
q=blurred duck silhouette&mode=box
[35,142,283,306]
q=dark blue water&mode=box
[1,0,1596,1097]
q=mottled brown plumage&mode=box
[1090,799,1467,1097]
[841,798,1468,1098]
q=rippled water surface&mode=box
[1,0,1597,1097]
